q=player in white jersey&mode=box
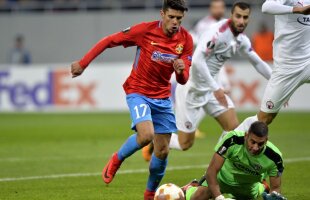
[169,2,273,151]
[235,0,310,132]
[190,0,227,139]
[190,0,230,97]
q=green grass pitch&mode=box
[0,112,309,199]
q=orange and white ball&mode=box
[154,183,185,200]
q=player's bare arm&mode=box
[269,176,282,194]
[173,59,185,74]
[214,89,228,108]
[71,61,84,78]
[293,5,310,14]
[206,153,225,199]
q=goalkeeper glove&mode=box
[262,191,287,200]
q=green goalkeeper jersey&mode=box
[215,130,284,187]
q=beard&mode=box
[231,22,245,35]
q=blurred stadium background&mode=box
[0,1,309,199]
[1,0,271,64]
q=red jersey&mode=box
[79,21,193,99]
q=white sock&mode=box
[169,133,182,150]
[234,115,258,132]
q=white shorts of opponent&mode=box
[261,63,310,113]
[175,83,234,133]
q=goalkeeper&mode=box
[183,121,287,200]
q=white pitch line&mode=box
[0,156,309,183]
[0,153,210,163]
[0,164,207,182]
[283,156,310,163]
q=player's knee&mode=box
[264,117,274,125]
[179,137,194,151]
[178,131,195,151]
[154,145,169,159]
[137,131,154,146]
[222,117,239,131]
[258,112,276,125]
[227,120,239,131]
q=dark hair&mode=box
[231,1,251,13]
[162,0,188,12]
[248,121,268,137]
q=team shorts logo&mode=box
[266,100,274,109]
[175,44,184,54]
[151,51,178,63]
[297,17,310,26]
[185,121,192,129]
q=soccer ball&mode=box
[154,183,185,200]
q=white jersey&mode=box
[189,19,271,93]
[263,0,310,68]
[190,16,232,92]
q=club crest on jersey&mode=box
[175,44,184,54]
[151,51,178,63]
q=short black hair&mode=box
[231,1,251,13]
[162,0,188,12]
[248,121,269,137]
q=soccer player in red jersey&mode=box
[70,0,193,199]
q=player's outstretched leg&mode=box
[102,133,142,184]
[144,154,168,200]
[102,152,123,184]
[144,134,170,200]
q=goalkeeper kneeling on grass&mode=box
[183,121,287,200]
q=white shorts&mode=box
[175,84,235,133]
[261,64,310,113]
